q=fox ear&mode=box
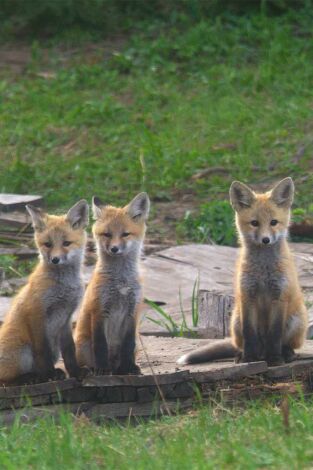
[26,205,46,232]
[270,177,294,208]
[66,200,89,229]
[127,192,150,221]
[229,181,256,211]
[92,196,105,220]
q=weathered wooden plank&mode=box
[0,194,43,212]
[0,211,32,229]
[0,378,78,398]
[265,359,313,379]
[190,361,268,383]
[0,398,194,425]
[83,370,190,387]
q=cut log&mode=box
[0,194,43,212]
[0,211,32,230]
[198,290,234,338]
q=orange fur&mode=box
[230,178,307,363]
[0,203,88,384]
[75,193,149,374]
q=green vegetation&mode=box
[0,6,313,246]
[1,398,313,468]
[146,276,200,335]
[178,201,236,245]
[0,255,36,281]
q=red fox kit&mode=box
[178,178,307,366]
[75,192,150,375]
[0,200,89,384]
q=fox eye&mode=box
[44,242,52,248]
[250,220,259,227]
[122,232,130,237]
[103,232,112,238]
[270,219,278,226]
[63,241,72,247]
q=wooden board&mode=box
[0,194,43,212]
[0,211,32,229]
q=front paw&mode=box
[239,354,261,363]
[52,368,66,381]
[69,366,89,380]
[127,364,141,375]
[94,368,111,376]
[266,356,285,367]
[282,346,297,363]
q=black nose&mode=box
[111,246,119,253]
[262,237,270,245]
[51,257,60,264]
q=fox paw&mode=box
[52,368,66,381]
[282,347,297,363]
[69,366,89,380]
[266,356,285,367]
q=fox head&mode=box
[26,200,89,266]
[229,177,294,247]
[91,192,150,257]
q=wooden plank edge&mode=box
[83,370,191,387]
[0,398,194,425]
[190,361,268,383]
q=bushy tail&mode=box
[177,339,237,365]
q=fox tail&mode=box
[177,339,237,365]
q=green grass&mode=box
[0,8,313,235]
[2,398,313,469]
[0,255,36,281]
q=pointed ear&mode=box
[66,200,89,229]
[270,177,294,208]
[92,196,105,220]
[26,205,46,232]
[229,181,256,211]
[127,192,150,221]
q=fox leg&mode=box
[32,331,65,381]
[117,318,141,375]
[240,300,262,363]
[92,316,110,375]
[265,300,286,366]
[60,322,87,379]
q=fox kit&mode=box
[0,200,89,384]
[178,178,307,366]
[75,192,150,375]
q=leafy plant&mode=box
[178,201,236,246]
[145,276,200,336]
[0,255,36,280]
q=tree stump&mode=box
[197,290,234,338]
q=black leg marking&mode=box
[60,322,83,378]
[93,320,110,374]
[282,345,297,363]
[265,306,284,366]
[116,320,141,375]
[241,314,261,362]
[33,333,57,381]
